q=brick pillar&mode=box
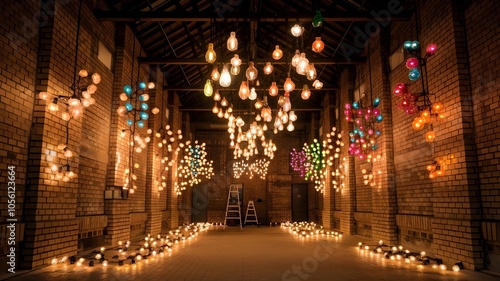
[145,66,163,235]
[22,1,80,268]
[322,93,335,229]
[339,66,357,235]
[104,23,132,244]
[165,92,181,229]
[429,0,484,270]
[370,32,398,244]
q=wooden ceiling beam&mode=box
[94,10,411,22]
[139,57,365,65]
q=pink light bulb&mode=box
[368,129,374,135]
[344,109,352,115]
[365,113,371,120]
[373,109,381,116]
[345,103,351,110]
[426,44,437,55]
[405,58,419,69]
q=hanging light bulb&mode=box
[239,81,249,100]
[312,37,324,53]
[227,31,238,51]
[38,92,52,101]
[211,66,220,81]
[301,85,311,100]
[283,77,295,92]
[205,43,216,63]
[230,55,242,68]
[249,87,257,100]
[204,79,213,97]
[219,65,231,87]
[306,63,317,81]
[269,82,278,96]
[291,50,301,67]
[278,95,285,106]
[287,122,295,131]
[296,53,309,75]
[217,110,224,118]
[246,62,258,81]
[272,45,283,60]
[312,10,324,27]
[214,90,221,101]
[289,111,297,122]
[291,24,304,37]
[221,97,228,107]
[425,131,436,142]
[263,62,273,75]
[283,92,291,112]
[231,65,240,75]
[48,99,59,111]
[254,99,263,110]
[312,79,323,89]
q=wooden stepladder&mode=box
[244,200,259,225]
[224,185,242,230]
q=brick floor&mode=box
[2,226,498,281]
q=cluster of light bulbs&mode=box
[345,98,383,160]
[332,157,347,191]
[290,127,344,193]
[228,115,277,160]
[281,221,343,238]
[426,160,445,179]
[39,69,100,119]
[56,223,212,268]
[116,81,156,128]
[357,240,464,272]
[232,158,270,180]
[176,141,214,193]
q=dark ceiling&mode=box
[95,0,412,126]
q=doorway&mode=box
[292,184,308,222]
[192,184,208,222]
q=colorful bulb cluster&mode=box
[176,141,214,192]
[303,139,326,192]
[289,127,344,193]
[345,99,383,160]
[290,149,308,177]
[117,81,155,128]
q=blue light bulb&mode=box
[141,103,149,111]
[140,112,149,120]
[127,119,133,126]
[137,120,144,128]
[411,41,420,51]
[125,102,133,111]
[409,68,421,81]
[124,85,133,95]
[376,115,384,122]
[403,41,412,50]
[352,102,359,109]
[373,97,381,107]
[138,81,147,90]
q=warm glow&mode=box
[291,24,304,37]
[283,77,295,92]
[263,62,273,75]
[227,31,238,51]
[205,43,216,63]
[239,81,250,100]
[432,102,444,113]
[246,61,258,81]
[219,65,231,87]
[412,117,425,131]
[312,37,325,53]
[296,53,309,75]
[211,66,220,81]
[291,50,301,67]
[425,131,436,142]
[204,79,213,97]
[269,82,278,96]
[301,85,311,100]
[306,63,317,81]
[312,79,323,89]
[230,54,242,67]
[272,45,283,60]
